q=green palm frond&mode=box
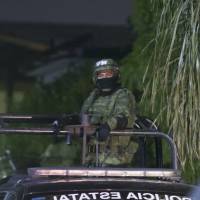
[144,0,200,168]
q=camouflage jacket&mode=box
[81,87,137,166]
[81,87,136,130]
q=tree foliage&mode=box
[121,0,200,182]
[142,0,200,181]
[144,0,200,163]
[121,0,157,112]
[13,62,93,114]
[7,60,93,171]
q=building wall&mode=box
[0,0,132,25]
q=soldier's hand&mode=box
[97,123,110,141]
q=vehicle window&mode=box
[24,191,192,200]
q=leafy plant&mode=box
[143,0,200,179]
[7,60,93,171]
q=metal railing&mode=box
[0,114,178,177]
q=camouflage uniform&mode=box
[82,88,135,130]
[81,87,137,166]
[81,58,138,166]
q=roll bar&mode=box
[0,113,80,124]
[110,131,178,170]
[0,114,178,172]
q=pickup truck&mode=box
[0,114,198,200]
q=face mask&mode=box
[96,76,118,92]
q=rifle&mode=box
[0,113,94,165]
[0,113,80,125]
[0,114,177,169]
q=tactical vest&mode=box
[82,88,137,166]
[82,88,135,128]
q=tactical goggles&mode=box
[96,69,115,79]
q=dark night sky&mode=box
[0,0,132,25]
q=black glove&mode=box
[97,123,111,141]
[116,116,128,129]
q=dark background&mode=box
[0,0,135,112]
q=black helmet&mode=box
[93,59,120,92]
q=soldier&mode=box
[81,58,137,167]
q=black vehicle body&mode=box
[0,173,196,200]
[0,114,198,200]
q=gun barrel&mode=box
[0,113,81,124]
[0,128,70,135]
